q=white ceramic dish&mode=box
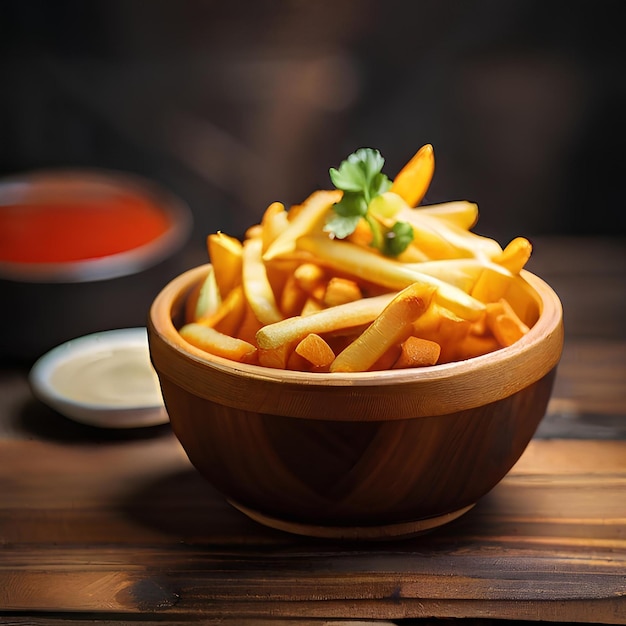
[29,327,168,429]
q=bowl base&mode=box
[228,500,475,540]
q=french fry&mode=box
[493,236,533,274]
[207,232,243,298]
[454,333,501,361]
[403,258,509,293]
[393,336,441,369]
[412,302,471,363]
[180,323,257,362]
[370,344,402,371]
[471,264,514,303]
[256,292,398,350]
[396,243,431,263]
[285,347,311,371]
[297,235,485,321]
[237,299,263,345]
[279,273,309,318]
[300,297,324,316]
[330,283,435,373]
[261,201,289,253]
[323,277,363,307]
[263,189,341,261]
[347,217,375,247]
[198,285,246,337]
[398,211,465,260]
[242,237,283,325]
[486,298,530,347]
[398,208,503,260]
[293,262,326,293]
[261,201,288,239]
[294,333,335,369]
[185,266,221,323]
[245,224,263,239]
[417,201,479,230]
[390,144,435,207]
[258,343,293,369]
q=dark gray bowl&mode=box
[0,168,192,363]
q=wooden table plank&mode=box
[1,431,625,622]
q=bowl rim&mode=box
[148,263,564,420]
[0,168,192,283]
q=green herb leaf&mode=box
[325,147,413,256]
[383,221,414,257]
[324,213,362,240]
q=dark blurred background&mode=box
[2,0,625,255]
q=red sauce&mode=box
[0,194,172,264]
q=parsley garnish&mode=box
[324,148,414,257]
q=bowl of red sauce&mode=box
[0,169,192,362]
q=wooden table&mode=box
[1,237,625,625]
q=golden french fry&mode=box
[330,283,435,373]
[390,144,435,207]
[471,265,514,303]
[403,258,511,293]
[256,292,398,350]
[398,208,503,260]
[242,237,283,325]
[486,298,530,347]
[396,243,431,263]
[412,302,469,337]
[263,189,341,261]
[207,232,243,298]
[236,299,263,345]
[198,285,246,337]
[264,258,301,305]
[370,344,402,371]
[417,201,479,230]
[347,217,375,247]
[185,265,221,323]
[261,201,289,253]
[490,314,527,348]
[453,334,501,361]
[279,273,309,318]
[258,343,293,369]
[412,302,471,363]
[293,262,326,293]
[323,277,363,307]
[300,297,324,316]
[393,335,441,368]
[245,224,263,239]
[397,210,464,260]
[285,348,311,372]
[493,236,533,274]
[295,333,335,369]
[297,235,485,321]
[180,323,257,362]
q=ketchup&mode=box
[0,194,172,264]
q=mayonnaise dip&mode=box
[29,327,168,428]
[50,345,163,407]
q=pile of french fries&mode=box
[179,145,533,373]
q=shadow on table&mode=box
[117,464,496,552]
[13,393,173,444]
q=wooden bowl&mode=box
[148,265,563,539]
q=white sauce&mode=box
[50,345,163,407]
